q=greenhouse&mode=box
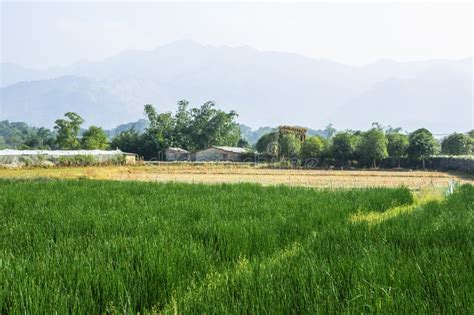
[0,149,137,166]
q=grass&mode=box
[1,179,473,313]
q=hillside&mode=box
[1,41,471,132]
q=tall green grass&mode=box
[0,179,472,313]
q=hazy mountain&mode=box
[105,119,149,138]
[1,40,472,132]
[330,63,473,132]
[0,76,137,128]
[0,63,64,87]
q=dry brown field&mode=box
[1,163,471,191]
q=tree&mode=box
[174,100,192,149]
[81,126,109,150]
[357,128,388,168]
[279,133,301,159]
[469,130,474,154]
[144,104,176,150]
[300,136,325,161]
[322,123,337,138]
[331,132,359,167]
[237,138,250,148]
[387,133,409,167]
[140,101,241,159]
[54,112,84,149]
[407,128,439,169]
[188,101,240,150]
[111,129,143,156]
[256,132,279,154]
[441,133,472,155]
[24,127,56,149]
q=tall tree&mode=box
[279,133,301,159]
[174,100,192,149]
[81,126,109,150]
[441,133,472,155]
[322,124,337,138]
[188,101,240,150]
[407,128,439,169]
[141,101,241,158]
[387,133,409,167]
[256,132,280,154]
[331,132,359,167]
[54,112,84,149]
[300,136,325,161]
[357,128,388,168]
[144,104,176,150]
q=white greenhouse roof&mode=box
[0,149,126,156]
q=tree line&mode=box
[256,124,474,168]
[1,101,473,167]
[0,101,244,160]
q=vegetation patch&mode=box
[1,180,473,313]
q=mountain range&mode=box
[1,40,472,133]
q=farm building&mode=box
[0,149,137,165]
[195,146,252,162]
[165,147,190,161]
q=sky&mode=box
[0,1,472,69]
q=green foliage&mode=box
[0,121,56,149]
[2,180,473,313]
[441,133,472,156]
[237,138,250,148]
[407,128,440,167]
[387,133,409,168]
[142,101,240,155]
[111,130,159,161]
[239,125,276,144]
[357,128,388,168]
[331,132,360,166]
[279,133,301,159]
[187,101,240,150]
[300,136,325,160]
[321,123,337,138]
[110,130,142,153]
[387,133,409,158]
[256,132,280,154]
[54,112,84,149]
[108,101,240,160]
[57,155,98,166]
[81,126,109,150]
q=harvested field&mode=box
[0,164,472,190]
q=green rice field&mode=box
[1,179,473,313]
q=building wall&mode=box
[165,150,190,161]
[195,148,241,161]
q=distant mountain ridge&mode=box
[1,40,472,133]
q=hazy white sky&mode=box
[1,1,472,69]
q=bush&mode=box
[57,155,98,167]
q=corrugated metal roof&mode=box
[213,146,252,154]
[0,149,126,156]
[166,147,190,153]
